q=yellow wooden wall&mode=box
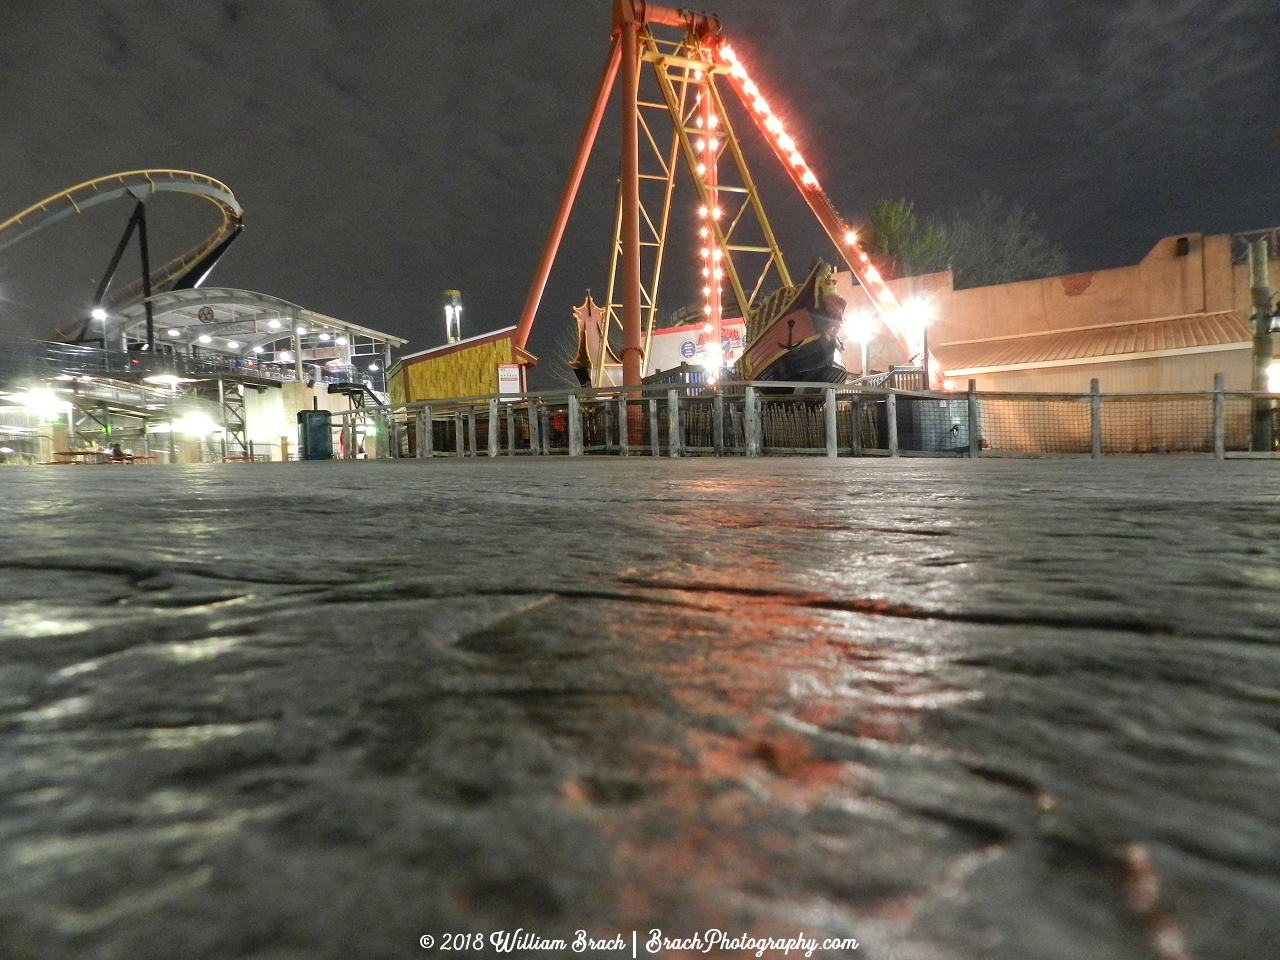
[402,337,516,402]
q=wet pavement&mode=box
[0,458,1277,960]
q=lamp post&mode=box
[445,290,462,344]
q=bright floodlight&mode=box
[268,319,281,330]
[226,341,239,349]
[167,328,181,338]
[295,326,307,335]
[336,336,349,346]
[252,346,263,354]
[368,363,379,372]
[198,335,212,344]
[172,412,220,436]
[91,307,108,321]
[319,333,331,341]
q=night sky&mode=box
[1,0,1276,385]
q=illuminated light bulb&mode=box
[802,171,818,186]
[319,332,331,341]
[226,341,240,349]
[708,137,719,150]
[859,252,869,262]
[703,286,712,296]
[789,152,804,166]
[699,227,709,238]
[702,267,710,278]
[700,247,710,258]
[845,230,858,245]
[699,205,709,217]
[765,115,783,134]
[712,207,722,219]
[712,248,722,260]
[693,69,703,80]
[697,163,706,176]
[865,266,881,282]
[252,346,263,354]
[198,335,211,344]
[721,44,736,61]
[167,328,181,338]
[753,97,768,113]
[743,80,758,96]
[778,134,795,151]
[709,114,720,128]
[696,116,704,128]
[713,268,723,280]
[696,138,706,151]
[267,319,281,330]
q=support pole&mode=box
[1249,239,1275,452]
[136,201,155,353]
[1212,373,1225,460]
[713,393,724,456]
[454,412,465,458]
[514,39,621,351]
[1090,378,1102,459]
[887,392,899,458]
[528,400,541,455]
[850,395,862,457]
[418,406,432,458]
[649,397,660,456]
[745,385,761,457]
[620,18,643,387]
[488,399,500,457]
[825,387,838,458]
[618,397,629,456]
[968,379,981,458]
[667,388,681,457]
[507,403,516,456]
[568,394,583,457]
[467,406,477,457]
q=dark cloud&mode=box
[0,0,1275,383]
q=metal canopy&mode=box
[110,288,406,360]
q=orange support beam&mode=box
[514,38,621,351]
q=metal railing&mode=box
[328,379,1280,461]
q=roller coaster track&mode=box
[0,170,243,314]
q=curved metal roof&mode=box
[110,287,406,358]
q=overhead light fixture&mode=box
[198,335,212,344]
[226,341,240,349]
[91,307,108,321]
[295,326,307,335]
[319,333,331,341]
[144,374,185,387]
[335,336,348,346]
[167,328,181,338]
[268,319,281,330]
[368,363,379,372]
[252,346,263,354]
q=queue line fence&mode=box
[330,379,1280,461]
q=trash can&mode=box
[297,410,333,460]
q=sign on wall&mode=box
[497,363,523,395]
[645,319,747,376]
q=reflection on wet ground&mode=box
[0,459,1277,960]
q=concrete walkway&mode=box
[0,459,1277,959]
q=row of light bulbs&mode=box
[717,42,898,312]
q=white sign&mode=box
[645,319,747,377]
[497,363,523,395]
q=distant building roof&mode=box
[936,311,1250,375]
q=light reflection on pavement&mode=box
[0,459,1277,960]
